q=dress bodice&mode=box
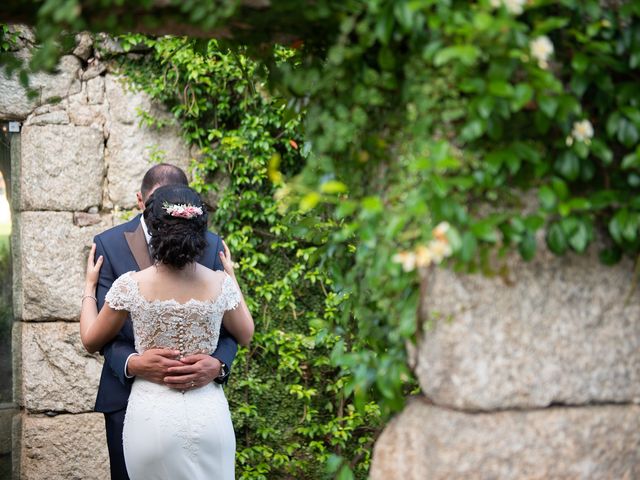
[105,271,240,356]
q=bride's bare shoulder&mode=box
[196,264,226,281]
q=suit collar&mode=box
[124,222,153,270]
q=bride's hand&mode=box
[218,239,235,277]
[85,243,103,288]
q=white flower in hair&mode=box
[162,201,203,219]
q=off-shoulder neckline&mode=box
[121,271,234,307]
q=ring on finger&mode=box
[190,381,196,388]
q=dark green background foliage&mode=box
[265,0,640,432]
[117,37,380,479]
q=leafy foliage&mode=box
[266,0,640,437]
[117,36,381,479]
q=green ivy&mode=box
[117,36,381,479]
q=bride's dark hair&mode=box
[143,184,208,269]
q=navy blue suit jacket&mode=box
[93,215,238,413]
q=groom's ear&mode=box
[136,192,145,211]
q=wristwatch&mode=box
[214,361,230,384]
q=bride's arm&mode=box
[220,241,254,346]
[80,244,129,353]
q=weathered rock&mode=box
[0,52,82,120]
[94,33,124,58]
[104,74,148,125]
[20,412,109,480]
[14,212,112,321]
[73,212,102,227]
[25,110,70,126]
[73,32,94,61]
[370,398,640,480]
[0,50,37,120]
[67,102,109,130]
[105,76,191,208]
[30,55,82,103]
[19,124,104,210]
[414,244,640,410]
[81,60,107,81]
[17,322,102,413]
[86,76,105,104]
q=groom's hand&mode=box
[127,349,184,384]
[163,354,222,390]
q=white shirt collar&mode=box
[140,215,151,244]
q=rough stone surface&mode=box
[31,55,82,103]
[0,50,81,120]
[414,244,640,410]
[81,60,107,81]
[19,124,104,210]
[25,110,70,126]
[73,32,94,61]
[18,322,102,413]
[0,50,37,120]
[370,398,640,480]
[73,212,103,227]
[86,76,105,104]
[20,412,109,480]
[105,75,191,208]
[14,212,112,321]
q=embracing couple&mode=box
[79,164,254,480]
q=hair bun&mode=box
[143,184,208,269]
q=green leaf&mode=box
[300,192,321,212]
[320,180,348,194]
[518,231,537,261]
[511,83,533,111]
[336,465,355,480]
[471,220,498,243]
[460,119,485,141]
[539,185,557,210]
[433,45,481,67]
[571,53,589,73]
[551,177,570,200]
[361,196,383,213]
[554,151,580,181]
[621,151,640,169]
[488,80,514,98]
[546,222,568,255]
[618,118,639,147]
[590,139,613,164]
[599,247,622,265]
[567,220,590,252]
[538,95,558,117]
[460,231,478,262]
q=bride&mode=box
[79,184,254,480]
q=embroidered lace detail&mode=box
[106,271,241,356]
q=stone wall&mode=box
[370,244,640,479]
[1,28,191,480]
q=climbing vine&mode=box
[117,36,381,479]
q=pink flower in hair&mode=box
[162,202,203,219]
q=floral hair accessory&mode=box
[162,201,204,219]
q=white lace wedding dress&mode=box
[105,271,240,480]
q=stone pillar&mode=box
[370,244,640,479]
[1,28,192,479]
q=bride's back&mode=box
[133,263,227,305]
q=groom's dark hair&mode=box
[140,164,188,200]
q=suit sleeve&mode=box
[95,235,136,386]
[210,235,238,382]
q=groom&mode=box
[93,164,238,480]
